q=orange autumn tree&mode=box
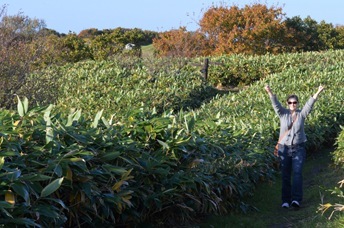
[199,3,287,55]
[153,26,210,57]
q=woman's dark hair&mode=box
[287,94,299,102]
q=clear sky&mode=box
[2,0,344,34]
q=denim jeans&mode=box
[278,143,306,203]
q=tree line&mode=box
[0,5,157,108]
[153,3,344,57]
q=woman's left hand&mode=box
[318,85,325,93]
[313,85,325,99]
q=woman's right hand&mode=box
[264,84,274,97]
[264,84,271,93]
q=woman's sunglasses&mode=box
[288,101,298,104]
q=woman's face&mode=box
[287,99,298,111]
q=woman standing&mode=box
[264,85,324,208]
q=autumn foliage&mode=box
[152,27,210,57]
[0,8,47,108]
[201,4,287,55]
[153,3,344,57]
[153,3,288,57]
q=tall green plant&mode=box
[318,127,344,219]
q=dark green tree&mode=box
[284,16,322,51]
[89,33,122,61]
[60,33,92,62]
[334,25,344,49]
[317,21,342,50]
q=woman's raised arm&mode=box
[312,85,325,100]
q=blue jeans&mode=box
[278,143,306,203]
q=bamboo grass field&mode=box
[1,48,343,227]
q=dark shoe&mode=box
[281,202,289,208]
[291,200,300,207]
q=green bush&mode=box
[0,99,269,226]
[317,127,344,219]
[201,50,344,88]
[332,127,344,167]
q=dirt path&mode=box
[202,147,344,227]
[268,148,337,227]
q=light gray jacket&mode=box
[270,95,316,145]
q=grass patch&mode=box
[142,44,155,58]
[201,147,344,227]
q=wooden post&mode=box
[202,58,209,81]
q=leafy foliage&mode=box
[2,49,344,226]
[0,6,46,108]
[59,33,93,62]
[196,50,344,152]
[153,27,210,57]
[333,127,344,167]
[153,3,344,57]
[200,3,286,55]
[1,4,344,227]
[0,98,270,226]
[89,33,123,61]
[0,5,158,109]
[318,127,344,219]
[20,56,226,117]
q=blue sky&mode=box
[2,0,344,34]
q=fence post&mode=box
[202,58,209,81]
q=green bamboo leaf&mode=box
[91,109,103,128]
[0,157,4,170]
[45,122,53,144]
[44,197,68,209]
[157,139,170,150]
[66,109,82,126]
[5,170,21,181]
[73,109,82,121]
[23,96,29,114]
[144,124,153,133]
[33,205,61,218]
[21,174,54,181]
[101,116,110,128]
[162,188,177,194]
[62,157,85,163]
[41,177,64,198]
[0,202,14,209]
[102,164,127,175]
[12,183,29,203]
[44,105,54,144]
[0,218,40,226]
[0,208,13,218]
[100,151,121,161]
[62,149,81,158]
[54,164,63,177]
[188,117,195,133]
[66,112,75,127]
[16,95,24,117]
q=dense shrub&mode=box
[0,8,46,109]
[0,100,271,226]
[332,127,344,167]
[318,127,344,219]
